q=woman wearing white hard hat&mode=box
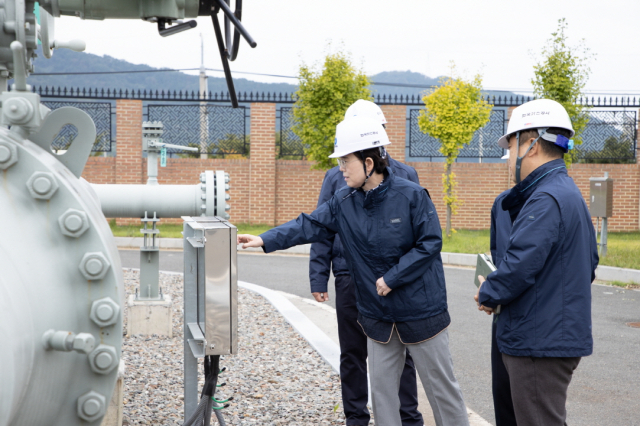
[238,115,469,426]
[310,99,424,425]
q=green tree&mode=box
[292,51,372,170]
[532,18,593,165]
[418,72,492,237]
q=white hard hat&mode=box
[329,116,390,159]
[497,99,575,149]
[344,99,387,125]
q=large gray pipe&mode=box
[91,184,207,218]
[90,171,228,219]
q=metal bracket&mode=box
[187,322,206,358]
[30,107,97,178]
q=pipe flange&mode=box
[88,344,119,375]
[58,208,90,238]
[79,252,111,281]
[89,297,120,328]
[0,141,18,170]
[26,171,59,200]
[77,391,106,422]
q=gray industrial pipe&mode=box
[91,170,229,219]
[92,184,205,218]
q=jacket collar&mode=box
[502,159,566,222]
[360,168,392,208]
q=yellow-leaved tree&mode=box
[418,72,492,237]
[293,51,371,170]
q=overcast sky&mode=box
[52,0,640,96]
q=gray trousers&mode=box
[367,329,469,426]
[502,354,581,426]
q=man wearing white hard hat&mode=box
[309,100,423,426]
[474,99,599,426]
[238,115,469,426]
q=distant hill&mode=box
[27,49,514,100]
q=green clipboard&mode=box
[474,253,497,288]
[474,253,501,317]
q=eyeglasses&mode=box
[336,157,356,168]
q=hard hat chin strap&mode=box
[515,128,547,184]
[358,151,375,190]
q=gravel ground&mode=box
[121,270,348,425]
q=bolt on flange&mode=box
[58,208,90,238]
[0,141,18,170]
[79,252,111,281]
[77,391,106,422]
[88,344,119,375]
[42,329,95,354]
[26,171,59,200]
[89,297,120,327]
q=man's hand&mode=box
[312,292,329,303]
[376,277,392,297]
[237,234,264,249]
[474,275,494,315]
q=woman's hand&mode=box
[376,277,392,297]
[237,234,264,249]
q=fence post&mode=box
[637,108,640,165]
[115,100,144,185]
[249,103,277,226]
[381,105,406,163]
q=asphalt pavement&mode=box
[119,248,640,426]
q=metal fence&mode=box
[41,101,113,152]
[33,87,640,161]
[409,109,507,159]
[408,108,637,162]
[278,107,305,159]
[575,110,637,162]
[146,104,248,156]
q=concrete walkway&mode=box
[240,280,492,426]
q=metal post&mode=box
[199,34,209,160]
[600,172,609,257]
[147,150,159,185]
[183,220,200,418]
[601,217,608,257]
[138,212,161,300]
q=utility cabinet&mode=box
[183,216,238,356]
[183,216,238,417]
[589,176,613,218]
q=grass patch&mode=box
[608,280,640,290]
[441,229,490,255]
[109,220,273,239]
[598,232,640,270]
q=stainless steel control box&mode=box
[183,217,237,356]
[589,177,613,218]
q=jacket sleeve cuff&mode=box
[310,283,329,293]
[383,270,398,289]
[478,284,499,309]
[260,233,277,253]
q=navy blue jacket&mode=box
[261,169,447,323]
[479,159,599,358]
[309,156,420,293]
[490,189,512,268]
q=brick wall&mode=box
[81,101,640,232]
[275,160,325,225]
[115,100,144,185]
[381,105,406,162]
[249,103,276,226]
